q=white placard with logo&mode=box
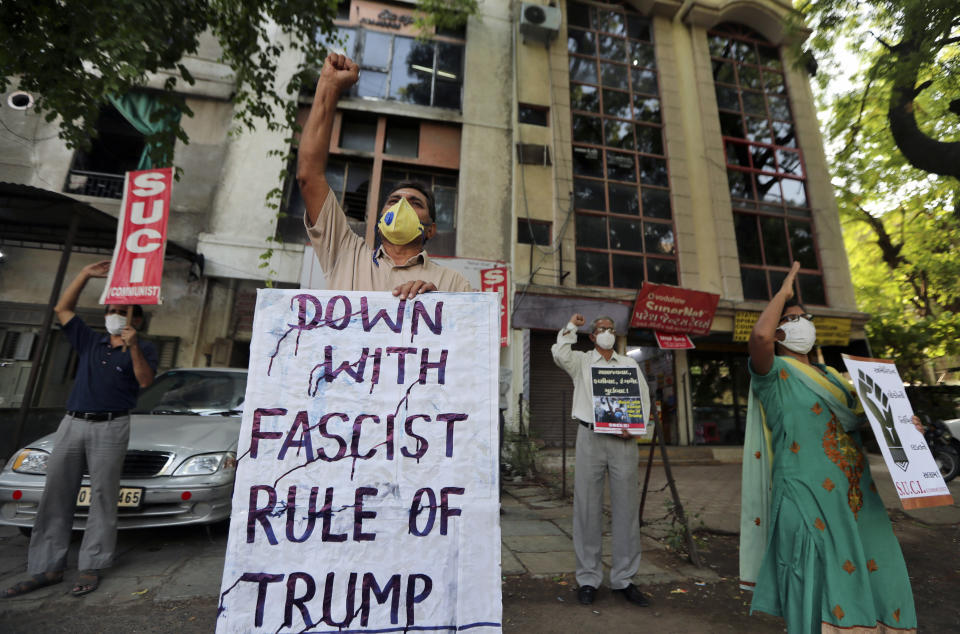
[842,354,954,509]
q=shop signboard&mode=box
[630,283,719,335]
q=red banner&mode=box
[100,168,173,306]
[654,332,695,349]
[630,283,719,335]
[480,266,509,347]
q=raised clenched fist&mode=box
[571,313,586,327]
[319,53,359,94]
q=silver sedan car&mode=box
[0,368,246,532]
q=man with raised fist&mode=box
[297,54,470,298]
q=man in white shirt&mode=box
[551,313,650,607]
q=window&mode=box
[323,26,464,110]
[567,1,677,289]
[277,157,371,243]
[518,219,552,246]
[709,23,824,304]
[64,106,144,199]
[519,104,549,126]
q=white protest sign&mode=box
[842,354,954,509]
[216,290,502,633]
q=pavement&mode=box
[0,448,956,618]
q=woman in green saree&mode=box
[740,261,916,633]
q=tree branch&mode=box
[933,35,960,47]
[850,203,904,271]
[838,69,877,158]
[868,30,899,51]
[886,38,960,178]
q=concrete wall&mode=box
[457,0,515,263]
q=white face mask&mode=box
[778,318,816,354]
[105,314,127,335]
[595,330,616,350]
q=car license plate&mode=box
[76,487,143,508]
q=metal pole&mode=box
[517,392,525,437]
[11,213,79,457]
[638,426,658,527]
[658,420,702,567]
[561,390,567,498]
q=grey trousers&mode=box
[573,423,641,589]
[27,413,129,574]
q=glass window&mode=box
[602,89,631,118]
[568,28,596,56]
[641,187,671,219]
[635,124,663,156]
[571,84,600,112]
[340,114,377,152]
[612,254,645,287]
[644,222,675,254]
[609,217,642,251]
[576,213,608,249]
[518,219,552,246]
[604,119,634,150]
[333,27,463,110]
[390,37,433,105]
[574,178,606,210]
[569,3,676,289]
[577,250,611,286]
[710,23,823,304]
[519,105,549,126]
[573,115,603,145]
[573,146,603,178]
[362,31,392,68]
[608,183,639,215]
[606,150,636,182]
[645,258,677,285]
[384,120,419,157]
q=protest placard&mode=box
[99,167,173,305]
[591,367,646,435]
[842,354,954,510]
[216,290,502,633]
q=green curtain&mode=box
[108,93,181,169]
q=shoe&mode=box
[71,570,100,597]
[577,585,597,605]
[613,583,649,607]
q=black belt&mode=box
[67,410,128,422]
[578,419,594,430]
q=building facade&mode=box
[0,0,865,448]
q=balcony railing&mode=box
[64,170,124,200]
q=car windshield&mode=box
[132,370,247,416]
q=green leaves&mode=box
[803,0,960,380]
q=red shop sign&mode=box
[654,332,695,349]
[630,283,719,335]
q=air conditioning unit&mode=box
[519,3,561,45]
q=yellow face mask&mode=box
[377,197,424,246]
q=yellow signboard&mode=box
[733,311,851,346]
[814,317,852,346]
[733,311,759,342]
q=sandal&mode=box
[71,570,100,597]
[3,571,64,598]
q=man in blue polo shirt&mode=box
[3,260,157,598]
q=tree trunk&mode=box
[887,43,960,179]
